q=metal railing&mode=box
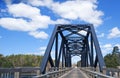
[0,67,40,78]
[103,68,120,78]
[34,67,72,78]
[80,67,115,78]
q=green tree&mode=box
[104,46,120,68]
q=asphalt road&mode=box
[59,68,88,78]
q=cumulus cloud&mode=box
[29,31,48,39]
[52,1,103,26]
[0,0,104,39]
[8,3,52,29]
[101,43,120,56]
[108,27,120,39]
[29,0,103,27]
[8,3,40,18]
[0,3,69,39]
[29,0,53,7]
[0,18,33,31]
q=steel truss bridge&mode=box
[0,24,120,78]
[40,24,105,73]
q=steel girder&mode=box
[40,24,105,74]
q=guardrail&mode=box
[34,67,72,78]
[80,67,114,78]
[0,67,40,78]
[103,68,120,78]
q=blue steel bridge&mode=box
[0,24,120,78]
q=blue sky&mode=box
[0,0,120,63]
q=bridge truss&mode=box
[40,24,105,74]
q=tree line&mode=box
[0,54,43,68]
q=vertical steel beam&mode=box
[55,32,58,67]
[62,51,64,67]
[62,39,65,67]
[40,26,58,74]
[69,54,72,67]
[62,43,65,67]
[94,55,98,68]
[86,44,89,67]
[91,33,94,67]
[90,25,105,72]
[81,44,86,67]
[86,32,90,67]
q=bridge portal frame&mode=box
[40,24,105,74]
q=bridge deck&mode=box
[59,68,88,78]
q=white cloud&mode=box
[98,33,104,38]
[103,44,112,48]
[0,1,104,40]
[29,31,48,39]
[0,3,70,39]
[0,18,34,31]
[29,0,53,7]
[115,44,120,49]
[101,43,120,56]
[8,3,40,18]
[39,46,46,51]
[8,3,52,29]
[52,0,103,27]
[101,44,113,56]
[108,27,120,39]
[0,3,50,39]
[0,3,51,31]
[29,0,103,27]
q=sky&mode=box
[0,0,120,64]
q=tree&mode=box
[112,46,119,54]
[104,46,120,68]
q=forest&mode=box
[104,46,120,68]
[0,54,43,68]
